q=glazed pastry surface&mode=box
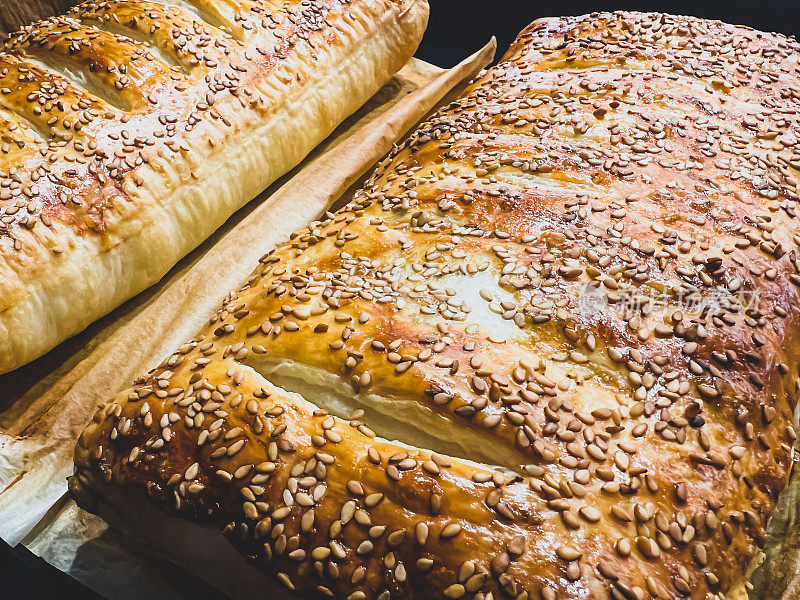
[0,0,428,373]
[74,12,800,600]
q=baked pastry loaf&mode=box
[0,0,428,374]
[73,11,800,600]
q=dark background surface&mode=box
[417,0,799,66]
[1,0,798,599]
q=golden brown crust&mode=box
[0,0,428,373]
[74,11,800,600]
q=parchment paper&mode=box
[0,43,496,600]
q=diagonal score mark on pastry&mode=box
[73,11,800,600]
[0,0,429,374]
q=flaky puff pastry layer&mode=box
[75,11,800,600]
[0,0,428,373]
